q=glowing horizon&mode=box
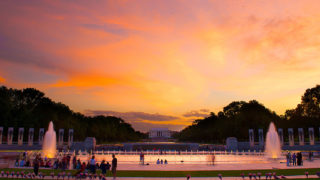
[1,0,320,131]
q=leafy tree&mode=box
[178,100,282,143]
[0,86,146,143]
[283,85,320,129]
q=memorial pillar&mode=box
[258,129,264,147]
[68,129,74,147]
[278,128,284,146]
[298,128,304,146]
[249,129,254,148]
[18,128,24,146]
[308,127,314,145]
[288,128,294,146]
[39,128,44,145]
[58,129,64,146]
[28,128,34,146]
[0,127,3,144]
[7,127,13,145]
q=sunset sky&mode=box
[1,0,320,131]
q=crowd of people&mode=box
[15,152,118,180]
[73,154,118,179]
[15,153,71,170]
[286,151,303,166]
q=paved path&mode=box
[115,160,320,171]
[2,175,319,179]
[112,175,317,179]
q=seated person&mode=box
[15,159,19,167]
[164,159,168,164]
[156,159,160,164]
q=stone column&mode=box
[249,129,254,148]
[39,128,44,145]
[288,128,294,146]
[28,128,34,146]
[278,128,284,146]
[18,128,24,146]
[0,127,3,144]
[68,129,74,147]
[298,128,304,146]
[258,129,264,147]
[58,129,64,146]
[308,127,314,145]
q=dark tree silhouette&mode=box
[0,86,146,143]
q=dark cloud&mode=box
[183,109,210,118]
[0,32,70,74]
[84,110,181,132]
[81,23,133,36]
[85,110,179,122]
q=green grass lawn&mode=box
[0,168,319,177]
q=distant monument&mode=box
[298,128,304,145]
[149,128,171,141]
[249,129,254,148]
[288,128,294,146]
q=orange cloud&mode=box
[0,76,5,83]
[2,0,320,131]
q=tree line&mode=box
[0,86,146,143]
[175,85,320,143]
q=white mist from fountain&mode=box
[265,122,281,159]
[42,121,57,158]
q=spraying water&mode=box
[265,122,281,158]
[42,121,56,158]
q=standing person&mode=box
[142,152,144,165]
[62,156,67,171]
[72,156,77,169]
[140,151,145,165]
[106,162,111,175]
[297,152,301,166]
[286,152,290,166]
[100,160,107,175]
[288,152,292,166]
[292,153,296,166]
[211,154,215,166]
[309,152,313,161]
[111,154,117,180]
[33,156,39,176]
[90,156,96,174]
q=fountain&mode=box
[42,121,57,158]
[265,122,282,159]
